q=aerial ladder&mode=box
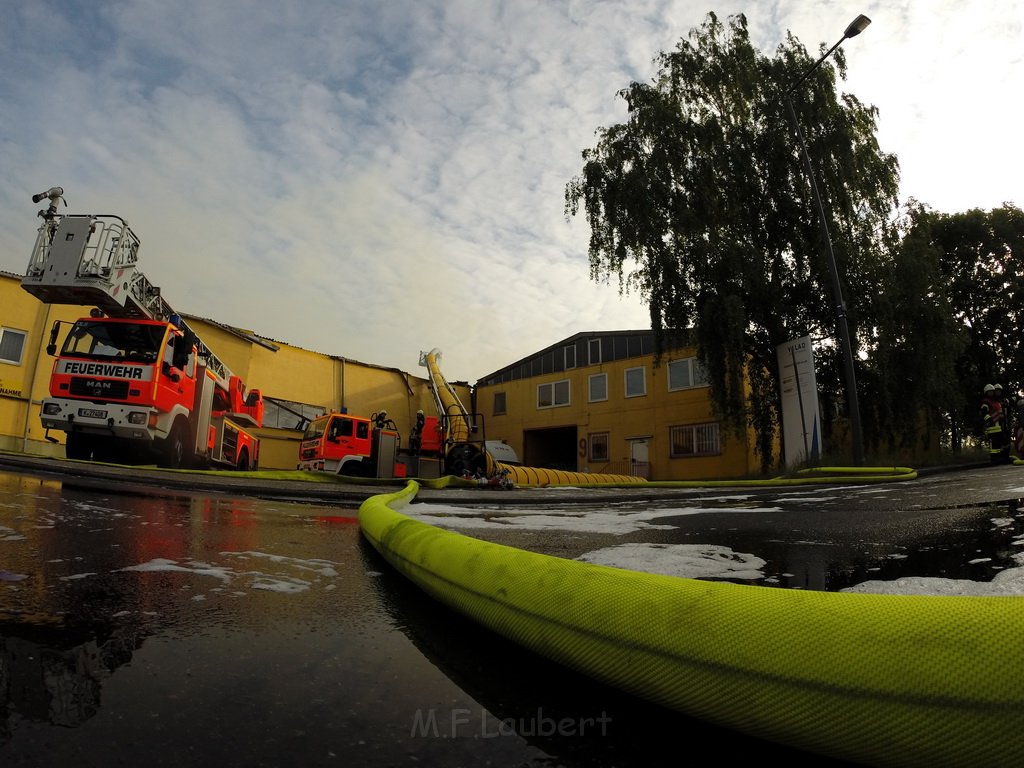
[23,187,232,382]
[21,187,262,469]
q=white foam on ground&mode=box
[572,543,1024,595]
[405,501,780,534]
[403,501,1024,595]
[0,524,25,541]
[118,552,339,595]
[843,566,1024,596]
[576,543,766,580]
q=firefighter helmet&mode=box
[984,384,995,393]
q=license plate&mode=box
[78,408,107,419]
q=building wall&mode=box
[0,283,85,457]
[0,272,467,469]
[476,339,765,481]
[2,267,769,480]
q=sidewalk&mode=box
[0,450,992,507]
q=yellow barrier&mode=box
[360,481,1024,768]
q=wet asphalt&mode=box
[0,453,1022,767]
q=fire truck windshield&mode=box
[303,416,330,441]
[62,321,165,363]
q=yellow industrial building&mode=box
[0,270,462,470]
[473,331,764,480]
[1,271,765,479]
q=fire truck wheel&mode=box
[160,421,188,469]
[236,448,250,472]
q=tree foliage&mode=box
[565,12,899,469]
[863,202,966,453]
[899,203,1024,444]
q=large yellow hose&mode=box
[420,348,473,444]
[491,460,647,486]
[360,481,1024,768]
[421,348,647,486]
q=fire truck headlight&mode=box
[42,403,62,415]
[127,412,148,425]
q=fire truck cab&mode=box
[298,411,409,478]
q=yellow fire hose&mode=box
[421,348,648,486]
[490,460,647,486]
[360,480,1024,767]
[419,349,920,488]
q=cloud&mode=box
[1,1,1019,383]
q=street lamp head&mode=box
[844,14,871,39]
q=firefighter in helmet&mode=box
[409,409,425,455]
[981,383,1009,463]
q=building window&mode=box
[668,356,709,391]
[588,338,601,365]
[624,366,646,397]
[670,423,721,457]
[0,328,27,365]
[564,345,576,370]
[262,397,326,431]
[589,432,609,462]
[493,391,507,416]
[588,373,608,402]
[537,379,570,409]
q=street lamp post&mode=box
[783,14,871,467]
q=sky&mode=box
[0,1,1021,384]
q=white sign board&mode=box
[776,336,822,467]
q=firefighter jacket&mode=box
[981,395,1005,434]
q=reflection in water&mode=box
[360,538,845,766]
[0,474,225,739]
[0,474,155,733]
[1,466,1018,766]
[807,500,1024,591]
[0,470,369,762]
[0,620,147,737]
[650,498,1024,592]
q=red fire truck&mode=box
[297,409,444,479]
[21,187,263,469]
[296,350,518,481]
